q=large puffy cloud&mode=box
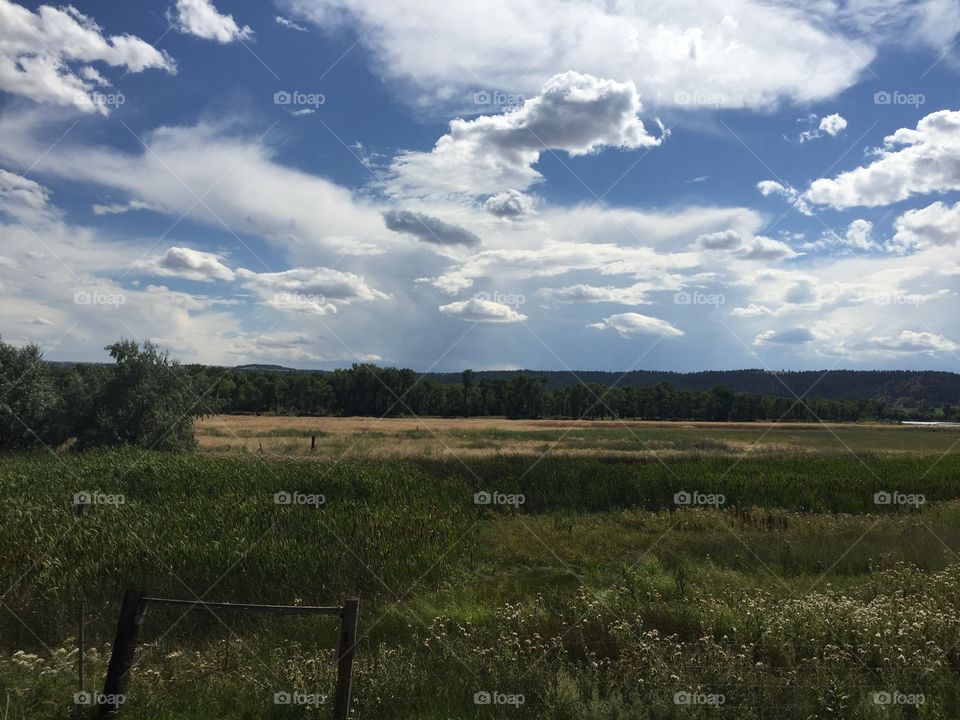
[588,312,684,339]
[281,0,877,111]
[387,71,664,198]
[0,0,175,114]
[806,109,960,208]
[439,298,527,323]
[135,246,235,282]
[171,0,252,43]
[890,200,960,252]
[382,209,480,246]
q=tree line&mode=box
[184,363,906,422]
[1,338,951,452]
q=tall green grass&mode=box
[3,450,960,718]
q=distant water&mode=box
[901,421,960,426]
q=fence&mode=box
[95,589,359,719]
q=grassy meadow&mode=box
[2,419,960,718]
[197,414,960,457]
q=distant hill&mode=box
[233,364,299,372]
[421,369,960,406]
[49,361,960,407]
[224,366,960,406]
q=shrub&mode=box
[0,337,61,449]
[74,340,203,451]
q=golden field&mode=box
[195,414,960,458]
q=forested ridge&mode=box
[175,365,957,421]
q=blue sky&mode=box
[2,0,960,372]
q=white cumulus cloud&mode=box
[387,71,665,199]
[439,298,527,323]
[172,0,252,43]
[281,0,875,110]
[237,266,390,316]
[0,0,175,114]
[861,330,959,355]
[695,230,797,260]
[890,200,960,252]
[806,109,960,208]
[753,327,816,345]
[135,246,235,282]
[799,112,847,142]
[483,189,536,218]
[588,312,683,338]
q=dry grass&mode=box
[195,415,900,435]
[194,415,960,459]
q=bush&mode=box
[0,337,62,450]
[74,340,203,451]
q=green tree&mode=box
[461,369,476,416]
[75,340,202,451]
[0,337,62,449]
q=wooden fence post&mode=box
[96,589,146,719]
[332,597,360,720]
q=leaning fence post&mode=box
[97,589,146,719]
[333,597,360,720]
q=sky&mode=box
[1,0,960,372]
